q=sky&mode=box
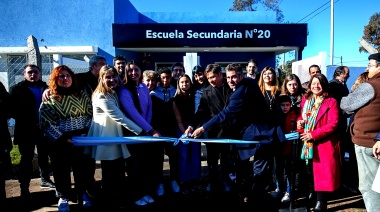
[129,0,379,67]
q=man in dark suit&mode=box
[10,64,55,201]
[191,63,285,209]
[186,64,233,196]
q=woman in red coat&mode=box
[297,73,341,211]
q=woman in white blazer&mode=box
[86,65,143,208]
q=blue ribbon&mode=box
[72,132,299,146]
[72,136,176,146]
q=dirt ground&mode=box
[5,144,367,212]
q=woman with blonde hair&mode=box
[257,66,281,111]
[86,65,143,208]
[257,66,282,196]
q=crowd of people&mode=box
[1,53,380,212]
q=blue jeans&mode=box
[355,144,380,212]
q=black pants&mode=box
[205,143,233,192]
[127,143,163,201]
[101,157,125,202]
[51,142,87,200]
[37,138,53,181]
[18,136,53,190]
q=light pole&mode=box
[330,0,334,65]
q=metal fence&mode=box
[1,53,91,134]
[0,54,90,91]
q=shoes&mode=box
[86,189,96,198]
[281,192,290,202]
[223,181,231,192]
[243,196,249,203]
[157,183,165,196]
[314,200,327,211]
[134,198,147,206]
[58,198,70,212]
[20,189,31,201]
[308,192,316,201]
[270,190,282,199]
[307,192,316,209]
[40,179,55,188]
[82,193,92,208]
[342,184,359,194]
[171,180,180,193]
[181,183,191,195]
[55,190,62,198]
[143,195,154,203]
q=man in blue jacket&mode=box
[191,63,285,209]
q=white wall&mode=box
[292,52,328,84]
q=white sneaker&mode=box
[58,198,70,212]
[143,195,154,203]
[157,183,165,196]
[171,180,180,193]
[82,193,92,208]
[281,192,290,202]
[134,198,147,206]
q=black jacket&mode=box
[9,80,48,145]
[191,80,232,138]
[0,82,12,152]
[75,70,98,98]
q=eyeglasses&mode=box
[58,75,71,80]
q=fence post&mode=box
[27,35,42,69]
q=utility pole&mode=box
[330,0,334,65]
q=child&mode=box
[276,95,298,202]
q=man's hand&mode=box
[184,126,193,136]
[191,126,204,138]
[42,88,51,101]
[373,141,380,160]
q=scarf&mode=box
[300,95,324,164]
[302,96,324,133]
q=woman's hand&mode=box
[297,120,305,130]
[300,132,313,142]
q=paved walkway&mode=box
[5,144,366,211]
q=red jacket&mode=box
[298,96,341,191]
[282,109,298,157]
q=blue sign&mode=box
[113,23,307,48]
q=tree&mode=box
[229,0,284,23]
[359,12,380,53]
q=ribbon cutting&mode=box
[72,132,300,146]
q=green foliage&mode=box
[10,145,21,165]
[229,0,284,23]
[360,12,380,53]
